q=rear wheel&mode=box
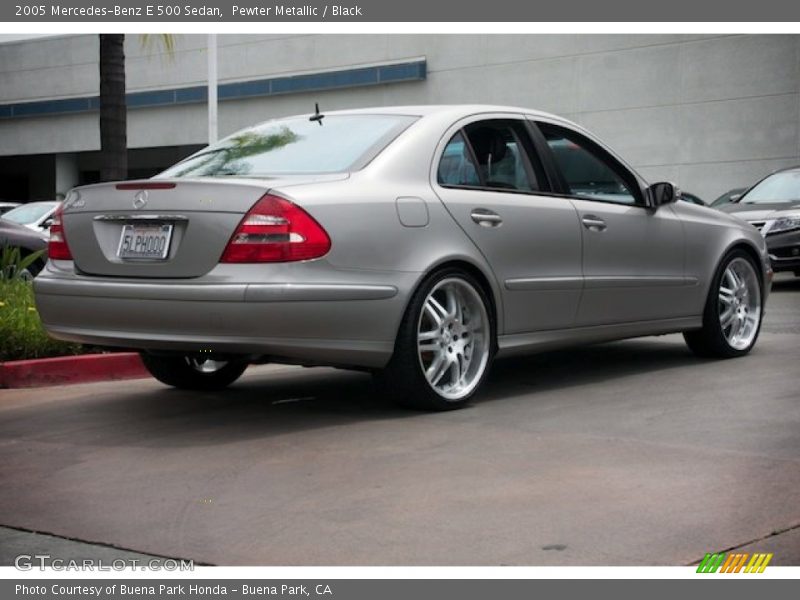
[684,250,763,358]
[379,269,494,410]
[141,353,248,390]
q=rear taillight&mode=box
[220,194,331,263]
[48,203,72,260]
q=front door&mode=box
[534,121,689,326]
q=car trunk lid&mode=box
[61,176,345,278]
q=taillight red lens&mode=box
[48,203,72,260]
[220,194,331,263]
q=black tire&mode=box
[683,249,763,358]
[378,268,496,411]
[24,259,45,280]
[140,353,248,390]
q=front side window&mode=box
[158,115,417,178]
[540,125,637,205]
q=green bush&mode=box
[0,280,84,361]
[1,245,45,282]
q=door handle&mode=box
[470,209,503,227]
[581,215,607,231]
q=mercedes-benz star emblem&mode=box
[133,190,149,209]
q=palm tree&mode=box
[98,34,175,182]
[99,34,126,182]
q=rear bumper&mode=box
[34,262,414,369]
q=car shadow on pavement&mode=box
[480,336,702,403]
[0,336,716,450]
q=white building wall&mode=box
[1,33,799,200]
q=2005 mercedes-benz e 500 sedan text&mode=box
[34,106,772,410]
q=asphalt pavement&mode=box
[0,275,798,566]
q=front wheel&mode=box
[684,250,763,358]
[379,269,495,410]
[141,353,249,390]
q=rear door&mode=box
[433,115,582,334]
[531,120,690,326]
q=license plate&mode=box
[117,224,173,260]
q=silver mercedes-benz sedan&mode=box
[34,105,772,410]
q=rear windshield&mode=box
[738,171,800,205]
[157,114,417,178]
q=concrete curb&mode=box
[0,353,148,389]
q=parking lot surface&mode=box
[1,276,798,566]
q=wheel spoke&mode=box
[425,296,449,325]
[718,286,734,305]
[720,307,736,330]
[418,340,439,353]
[450,355,462,387]
[427,354,450,386]
[445,287,459,320]
[418,329,439,341]
[724,268,738,291]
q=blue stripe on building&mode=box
[0,59,427,120]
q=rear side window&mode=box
[438,131,480,187]
[438,120,543,192]
[158,115,418,177]
[539,124,639,205]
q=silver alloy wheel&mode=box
[185,358,229,373]
[718,257,761,350]
[417,277,490,401]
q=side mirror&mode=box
[41,218,54,230]
[647,181,679,207]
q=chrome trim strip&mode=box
[244,283,398,302]
[505,277,583,291]
[583,276,697,289]
[93,214,190,221]
[505,276,697,291]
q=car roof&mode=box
[252,104,574,127]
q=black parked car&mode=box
[0,218,48,279]
[720,168,800,276]
[680,192,706,206]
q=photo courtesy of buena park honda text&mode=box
[0,0,799,597]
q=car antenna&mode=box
[309,103,325,126]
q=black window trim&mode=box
[436,118,556,196]
[528,120,648,208]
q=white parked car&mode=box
[1,201,60,235]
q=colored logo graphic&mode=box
[696,552,773,573]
